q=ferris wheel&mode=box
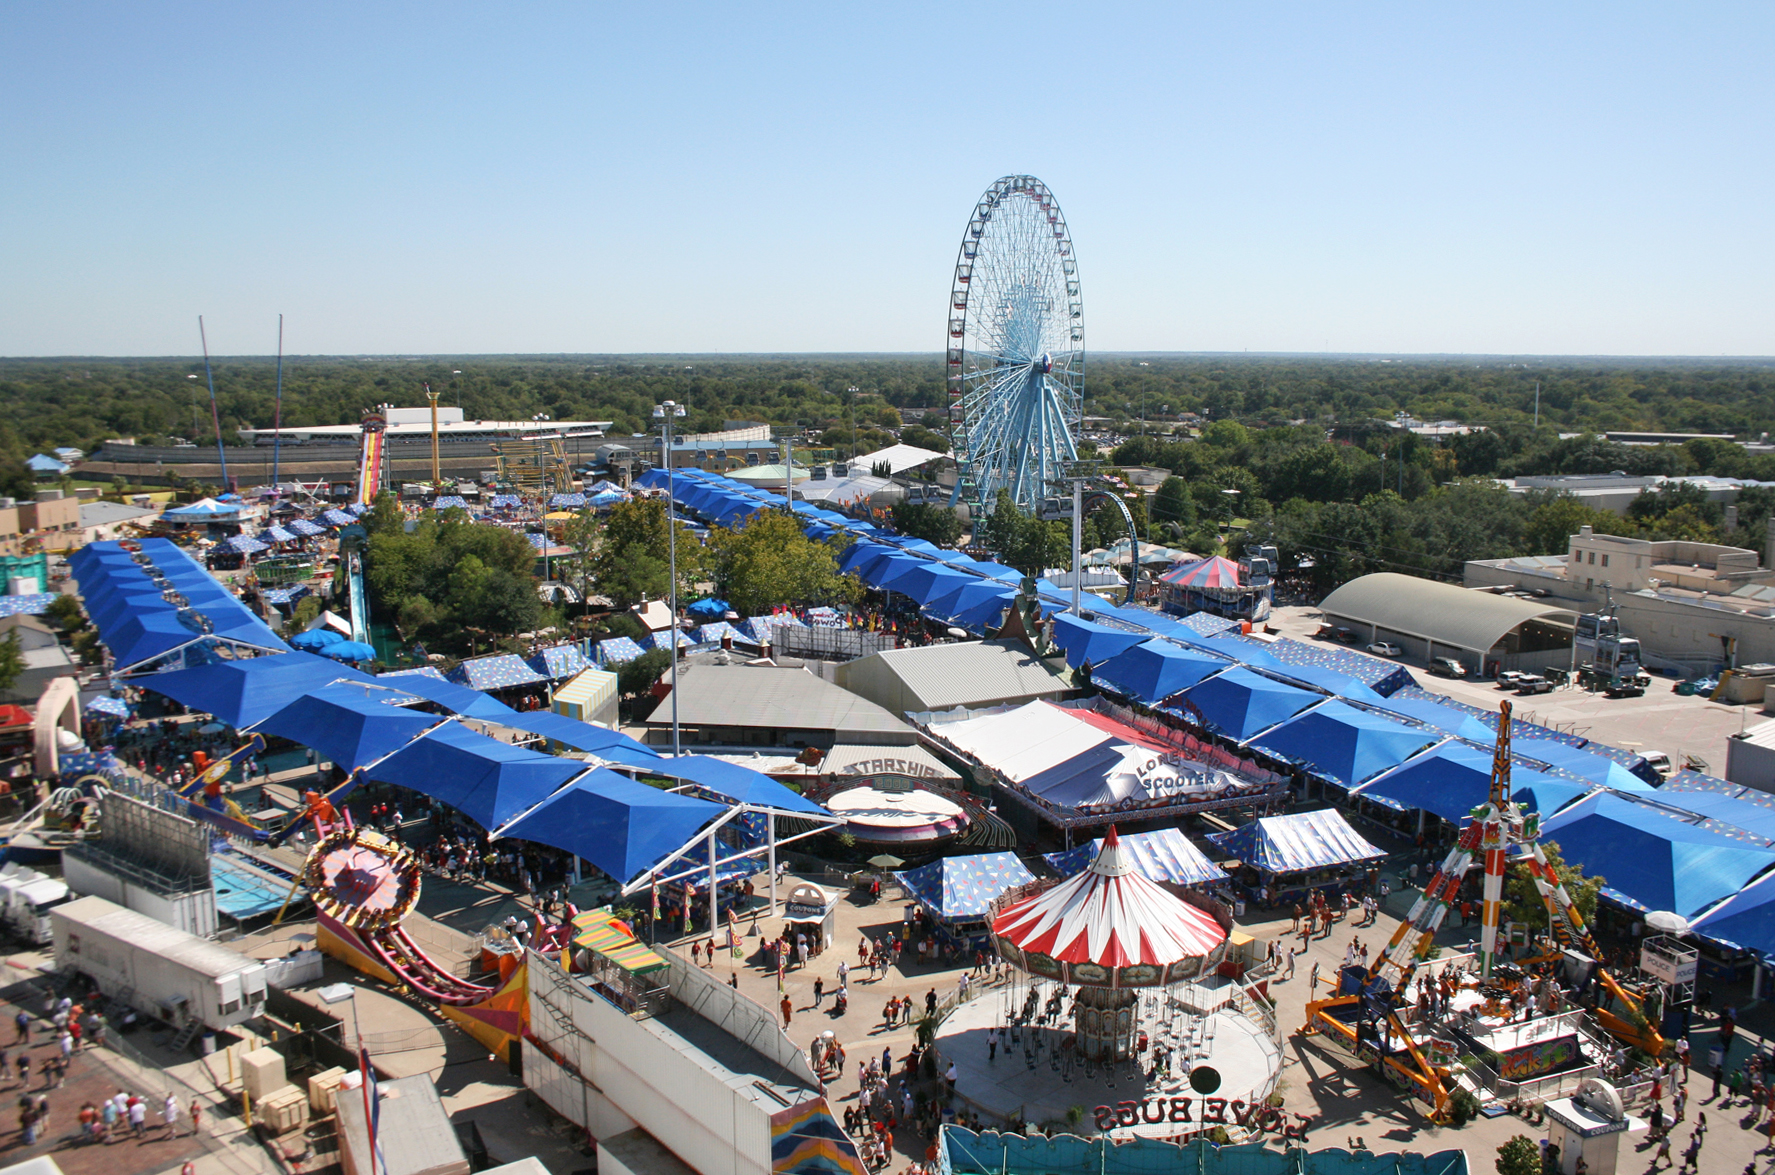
[946,175,1084,514]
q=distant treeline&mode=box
[5,353,1775,498]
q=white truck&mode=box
[0,864,72,946]
[52,895,268,1033]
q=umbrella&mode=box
[290,629,344,650]
[197,721,227,734]
[1644,910,1692,935]
[317,640,377,662]
[867,854,904,869]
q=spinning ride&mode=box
[946,175,1085,514]
[993,827,1228,1061]
[1301,699,1664,1121]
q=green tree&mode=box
[1503,841,1602,939]
[890,501,963,547]
[1495,1136,1540,1175]
[1150,477,1198,535]
[1523,495,1620,555]
[44,594,86,632]
[591,498,704,607]
[709,511,858,615]
[617,648,672,698]
[899,426,950,453]
[0,631,24,691]
[285,594,322,636]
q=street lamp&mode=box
[654,400,688,758]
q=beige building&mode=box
[1466,523,1775,675]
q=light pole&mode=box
[654,400,687,758]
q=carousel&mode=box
[931,829,1288,1138]
[991,827,1229,1061]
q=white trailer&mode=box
[0,864,72,946]
[52,895,267,1033]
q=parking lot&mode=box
[1262,603,1754,773]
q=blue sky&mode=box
[4,4,1772,356]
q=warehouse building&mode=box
[1318,573,1575,676]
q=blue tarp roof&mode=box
[450,654,549,690]
[1205,809,1386,874]
[596,637,646,666]
[528,644,592,680]
[892,564,978,608]
[250,683,439,769]
[1049,613,1153,670]
[894,852,1036,923]
[868,553,935,593]
[497,768,729,886]
[367,721,586,831]
[500,710,632,754]
[1635,788,1775,846]
[70,539,290,670]
[1266,664,1386,704]
[142,651,366,727]
[1539,792,1775,917]
[1351,741,1586,822]
[1165,667,1321,742]
[1090,639,1227,704]
[1249,701,1442,790]
[26,454,67,473]
[1043,828,1226,886]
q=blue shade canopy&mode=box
[368,670,519,721]
[924,579,1020,623]
[222,535,269,554]
[321,509,356,526]
[1049,613,1155,670]
[262,525,298,543]
[1514,739,1659,794]
[1205,809,1386,874]
[599,746,828,815]
[1265,664,1386,705]
[892,564,978,607]
[1090,639,1227,704]
[1166,667,1321,742]
[70,539,290,670]
[367,722,586,830]
[288,629,344,650]
[143,652,368,727]
[950,590,1030,630]
[893,852,1036,922]
[1692,868,1775,956]
[685,597,732,621]
[84,695,132,718]
[289,519,326,537]
[499,710,633,754]
[251,684,441,768]
[1350,741,1576,822]
[497,769,729,886]
[1250,701,1442,789]
[318,641,378,662]
[867,554,935,593]
[1373,695,1495,742]
[837,542,890,575]
[1043,828,1227,886]
[1539,792,1775,917]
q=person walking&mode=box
[813,977,824,1009]
[780,996,793,1028]
[1284,947,1296,980]
[128,1092,146,1139]
[162,1092,180,1139]
[189,1096,203,1137]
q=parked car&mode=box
[1428,657,1468,678]
[1514,675,1555,695]
[1366,642,1402,657]
[1495,670,1527,690]
[1641,751,1673,778]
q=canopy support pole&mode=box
[708,829,718,936]
[768,813,778,916]
[1416,808,1426,837]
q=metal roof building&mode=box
[835,638,1078,717]
[1319,572,1575,673]
[647,663,919,748]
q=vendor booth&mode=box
[782,882,839,950]
[1205,808,1385,906]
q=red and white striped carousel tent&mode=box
[992,827,1229,987]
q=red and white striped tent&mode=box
[991,826,1229,987]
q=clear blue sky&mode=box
[5,4,1772,357]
